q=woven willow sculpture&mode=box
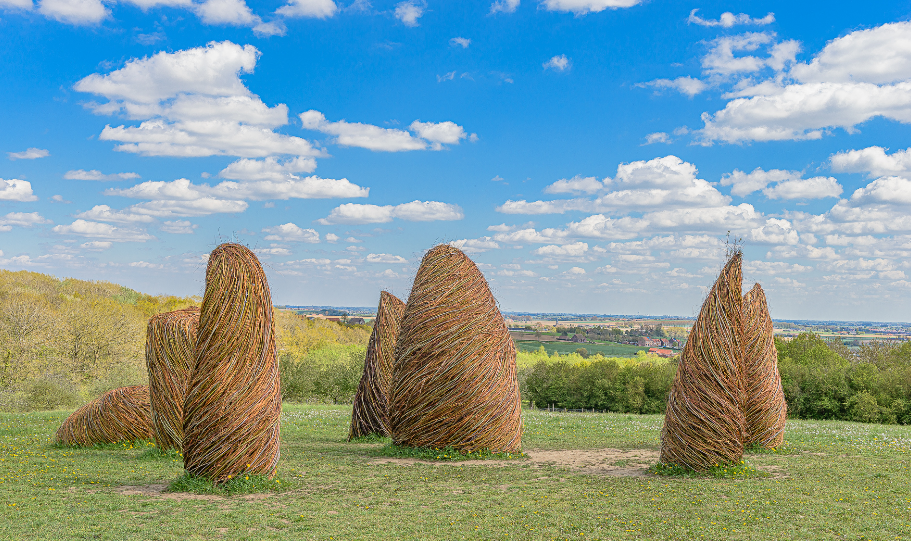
[182,243,281,482]
[742,283,787,448]
[349,291,406,439]
[146,306,200,451]
[55,385,152,446]
[389,244,522,453]
[660,251,746,470]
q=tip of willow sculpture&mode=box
[390,244,522,453]
[742,283,787,448]
[660,250,746,470]
[349,291,406,440]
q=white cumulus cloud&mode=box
[275,0,336,18]
[450,37,470,48]
[75,205,156,223]
[533,242,589,257]
[300,110,470,152]
[687,9,774,28]
[317,200,463,225]
[640,76,708,97]
[763,176,843,200]
[541,0,641,15]
[76,42,319,159]
[394,0,422,26]
[195,0,258,26]
[64,169,141,181]
[262,223,320,242]
[449,237,500,253]
[543,55,570,72]
[8,148,49,160]
[489,0,518,14]
[0,179,38,202]
[160,220,198,234]
[700,22,911,144]
[52,220,153,242]
[38,0,107,25]
[366,253,408,264]
[830,146,911,178]
[0,212,51,231]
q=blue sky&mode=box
[2,0,911,321]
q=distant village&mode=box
[278,306,911,353]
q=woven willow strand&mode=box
[349,291,406,439]
[660,251,746,470]
[55,386,152,446]
[146,306,200,451]
[390,244,522,453]
[742,283,787,448]
[182,243,281,482]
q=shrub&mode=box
[280,344,366,404]
[846,391,881,424]
[25,377,81,410]
[523,358,674,414]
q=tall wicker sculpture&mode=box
[742,283,787,448]
[146,306,200,451]
[182,243,281,482]
[349,291,406,439]
[660,251,746,470]
[55,385,152,446]
[390,244,522,453]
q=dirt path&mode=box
[368,447,659,477]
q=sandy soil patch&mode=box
[369,448,659,477]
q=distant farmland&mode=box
[514,340,649,357]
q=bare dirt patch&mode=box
[369,448,659,477]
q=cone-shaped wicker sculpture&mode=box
[182,243,281,482]
[389,244,522,453]
[742,283,787,448]
[55,385,152,446]
[349,291,406,440]
[660,251,746,470]
[146,306,200,451]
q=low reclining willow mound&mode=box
[390,244,522,453]
[660,251,746,470]
[349,291,406,439]
[182,243,281,482]
[55,385,152,446]
[146,306,200,451]
[742,283,787,448]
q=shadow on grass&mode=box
[372,443,528,462]
[50,439,156,451]
[348,434,390,444]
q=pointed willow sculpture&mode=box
[182,243,281,482]
[349,291,406,439]
[390,244,522,453]
[742,283,787,448]
[660,250,746,470]
[146,306,200,451]
[55,385,152,446]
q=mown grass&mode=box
[0,405,909,540]
[373,443,527,461]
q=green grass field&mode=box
[515,340,649,357]
[1,405,909,540]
